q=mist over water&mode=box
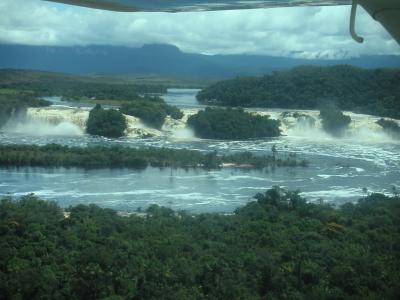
[0,90,399,212]
[3,115,83,136]
[169,127,197,140]
[286,118,394,144]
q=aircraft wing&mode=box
[44,0,351,12]
[43,1,400,44]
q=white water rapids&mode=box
[3,104,397,144]
[0,89,399,213]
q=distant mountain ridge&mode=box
[0,44,399,78]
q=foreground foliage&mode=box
[197,65,400,119]
[187,107,281,140]
[86,104,127,138]
[0,144,307,169]
[0,189,399,299]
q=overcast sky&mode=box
[0,0,398,58]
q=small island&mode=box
[187,107,281,140]
[86,104,127,138]
[376,118,400,139]
[319,106,352,137]
[120,97,183,130]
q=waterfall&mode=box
[27,107,89,130]
[7,106,397,142]
[9,106,162,137]
[3,107,85,136]
[162,110,198,140]
[124,115,161,137]
[263,109,399,143]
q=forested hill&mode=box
[197,65,400,119]
[1,44,400,78]
[0,69,167,95]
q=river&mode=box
[0,89,399,213]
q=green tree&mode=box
[187,107,281,140]
[120,98,183,129]
[319,106,351,137]
[376,118,400,139]
[1,190,399,299]
[86,104,127,138]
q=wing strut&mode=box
[350,0,364,43]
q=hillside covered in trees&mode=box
[0,69,167,101]
[0,189,399,299]
[197,65,400,119]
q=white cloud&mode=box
[0,0,398,58]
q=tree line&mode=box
[0,69,167,101]
[0,188,399,299]
[197,65,400,119]
[0,144,308,170]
